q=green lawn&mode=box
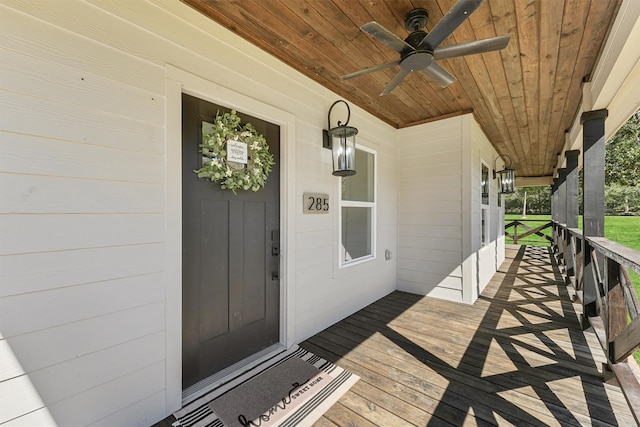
[604,216,640,252]
[505,214,640,364]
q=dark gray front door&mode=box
[182,93,280,389]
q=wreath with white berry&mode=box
[194,110,275,193]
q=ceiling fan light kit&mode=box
[343,0,510,96]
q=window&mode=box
[340,147,376,266]
[481,163,489,206]
[481,162,490,247]
[481,208,489,247]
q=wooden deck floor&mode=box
[302,245,636,427]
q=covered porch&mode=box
[302,245,635,426]
[3,1,640,425]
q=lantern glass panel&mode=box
[329,126,357,176]
[498,169,515,194]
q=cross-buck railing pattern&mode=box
[505,219,553,245]
[552,221,640,424]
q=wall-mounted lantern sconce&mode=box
[323,100,357,176]
[493,154,515,194]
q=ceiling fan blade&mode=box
[342,60,401,80]
[419,0,484,50]
[361,22,414,54]
[380,69,410,96]
[421,63,456,88]
[434,35,511,60]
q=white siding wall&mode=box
[468,119,502,296]
[397,116,464,301]
[397,114,503,303]
[0,1,397,425]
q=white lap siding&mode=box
[397,115,502,304]
[0,1,397,425]
[397,117,464,301]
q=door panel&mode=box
[198,199,229,341]
[241,201,267,324]
[182,93,280,389]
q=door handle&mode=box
[271,231,279,281]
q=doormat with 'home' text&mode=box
[172,345,358,427]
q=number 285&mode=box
[308,196,329,211]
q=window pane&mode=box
[342,149,374,202]
[342,207,372,262]
[481,164,489,205]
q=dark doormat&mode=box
[173,345,359,427]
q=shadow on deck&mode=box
[303,245,636,426]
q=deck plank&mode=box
[321,401,380,427]
[304,245,636,426]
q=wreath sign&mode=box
[194,110,275,193]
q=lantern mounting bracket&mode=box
[323,100,352,149]
[492,154,512,179]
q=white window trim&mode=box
[339,144,377,268]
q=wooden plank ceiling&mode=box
[182,0,621,178]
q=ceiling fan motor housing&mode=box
[400,49,434,72]
[400,9,434,72]
[404,8,429,32]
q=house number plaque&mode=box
[303,193,329,214]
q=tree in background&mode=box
[605,109,640,214]
[606,184,640,215]
[505,186,550,215]
[606,109,639,187]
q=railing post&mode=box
[581,109,607,324]
[551,170,557,223]
[551,180,560,255]
[557,168,567,226]
[565,150,580,282]
[557,168,567,267]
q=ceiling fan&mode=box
[343,0,510,96]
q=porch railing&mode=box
[552,221,640,424]
[505,219,553,245]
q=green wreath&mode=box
[194,110,275,193]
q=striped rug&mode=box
[172,345,358,427]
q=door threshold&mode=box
[181,343,286,405]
